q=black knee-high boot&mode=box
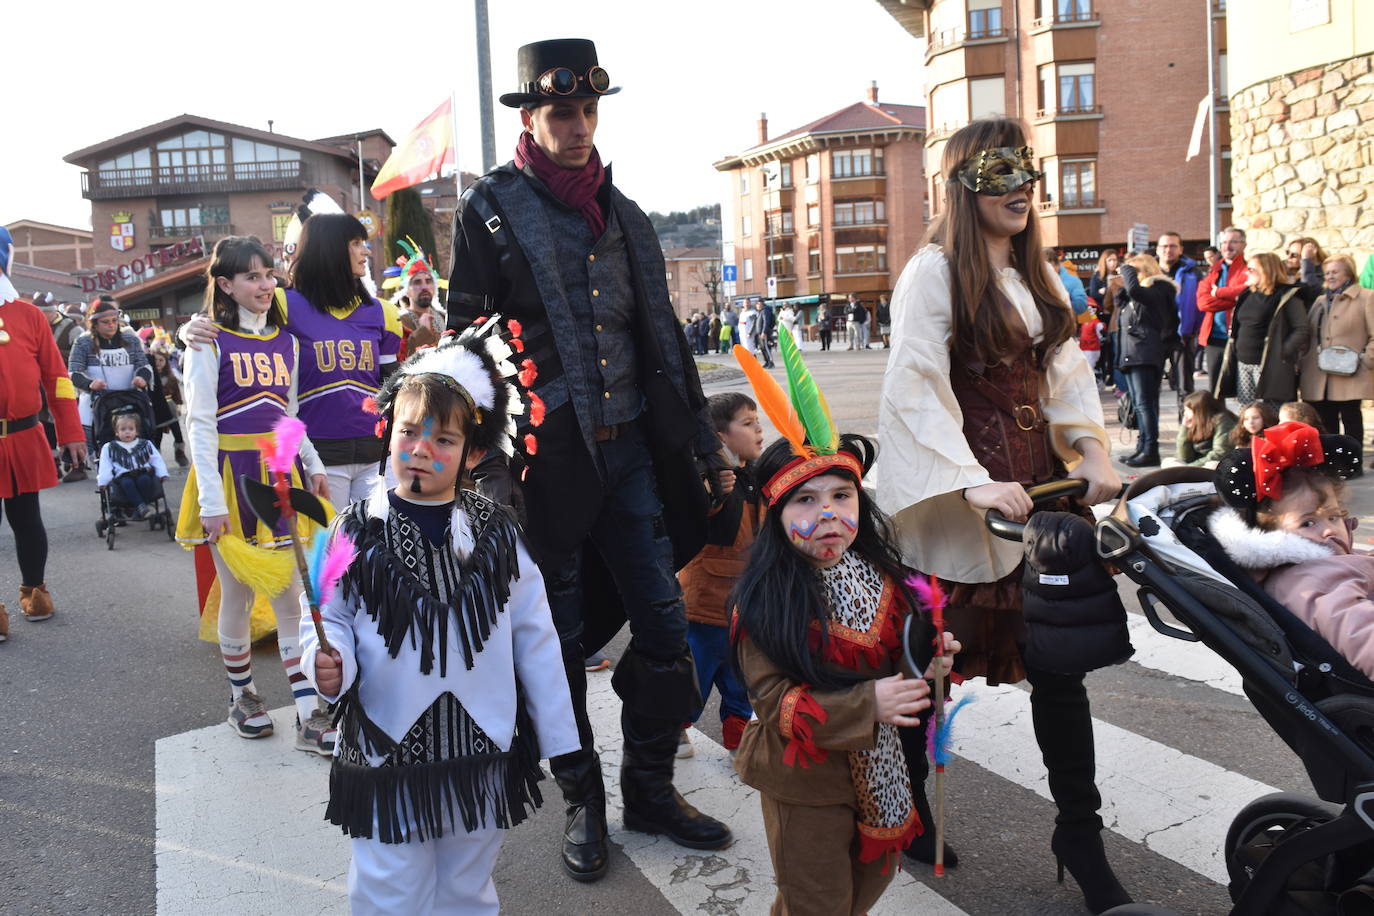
[898,713,959,867]
[549,638,609,881]
[1025,665,1131,914]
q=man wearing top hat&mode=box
[446,38,733,881]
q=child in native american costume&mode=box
[175,236,336,753]
[301,320,578,915]
[728,330,958,915]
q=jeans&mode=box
[686,621,752,724]
[1204,343,1228,390]
[541,425,688,658]
[112,469,159,508]
[1123,365,1162,453]
[1169,334,1197,393]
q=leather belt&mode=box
[594,423,628,442]
[0,413,40,438]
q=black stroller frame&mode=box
[987,474,1374,916]
[90,388,175,550]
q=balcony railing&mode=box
[927,24,1007,53]
[1031,5,1098,28]
[1038,197,1104,212]
[81,160,311,200]
[150,223,234,240]
[1034,104,1104,119]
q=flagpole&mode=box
[357,137,365,213]
[474,0,496,172]
[451,91,461,198]
[1205,0,1219,243]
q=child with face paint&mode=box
[730,432,960,915]
[300,327,579,915]
[677,392,766,758]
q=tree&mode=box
[691,259,724,314]
[383,187,438,271]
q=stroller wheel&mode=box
[95,520,106,536]
[164,511,176,541]
[106,523,116,550]
[1225,792,1340,905]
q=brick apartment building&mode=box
[713,84,925,328]
[663,247,723,320]
[61,115,394,325]
[4,220,93,273]
[875,0,1230,268]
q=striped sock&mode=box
[219,638,255,699]
[278,634,319,721]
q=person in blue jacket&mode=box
[1046,248,1088,315]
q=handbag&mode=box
[1318,345,1360,376]
[1117,395,1137,430]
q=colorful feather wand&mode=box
[906,573,972,877]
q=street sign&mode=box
[1128,223,1150,254]
[766,276,778,298]
[722,264,738,282]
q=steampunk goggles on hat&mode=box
[955,146,1044,196]
[536,66,611,97]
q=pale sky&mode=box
[4,0,926,231]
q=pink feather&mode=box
[905,573,947,614]
[317,529,358,605]
[266,416,308,475]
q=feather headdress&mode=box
[733,322,861,504]
[371,314,540,459]
[381,237,449,293]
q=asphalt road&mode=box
[0,345,1351,916]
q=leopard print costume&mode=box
[818,552,918,856]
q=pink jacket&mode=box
[1210,507,1374,680]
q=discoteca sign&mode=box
[81,237,205,292]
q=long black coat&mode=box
[446,162,713,651]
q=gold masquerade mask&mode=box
[955,146,1044,195]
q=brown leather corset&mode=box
[949,342,1059,486]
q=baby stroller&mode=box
[986,475,1374,916]
[91,388,174,550]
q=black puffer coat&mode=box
[1116,264,1180,370]
[1020,511,1134,675]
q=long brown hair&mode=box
[1247,251,1285,296]
[927,118,1075,366]
[1182,390,1234,441]
[1228,400,1278,447]
[204,236,283,330]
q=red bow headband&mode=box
[763,452,865,506]
[1252,421,1324,502]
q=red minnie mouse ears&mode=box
[1215,421,1361,509]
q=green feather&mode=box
[778,323,838,454]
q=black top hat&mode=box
[498,38,621,108]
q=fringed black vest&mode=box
[107,439,156,475]
[327,490,545,843]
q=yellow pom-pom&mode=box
[215,534,295,597]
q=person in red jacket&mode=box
[1197,226,1251,394]
[0,273,87,641]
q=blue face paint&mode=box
[421,417,434,440]
[399,451,411,461]
[432,461,445,471]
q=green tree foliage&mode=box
[383,187,439,272]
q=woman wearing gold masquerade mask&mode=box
[876,118,1128,913]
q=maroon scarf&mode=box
[515,131,607,237]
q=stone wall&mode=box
[1230,53,1374,263]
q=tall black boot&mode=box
[1026,666,1131,914]
[550,639,609,881]
[614,644,731,850]
[898,716,959,868]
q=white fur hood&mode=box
[1207,506,1336,569]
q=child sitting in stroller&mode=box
[1208,420,1373,678]
[97,412,169,520]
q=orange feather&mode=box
[732,344,810,457]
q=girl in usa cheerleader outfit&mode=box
[175,236,336,753]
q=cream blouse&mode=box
[875,244,1107,583]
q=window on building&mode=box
[968,0,1003,37]
[1217,52,1228,100]
[231,138,302,177]
[160,206,201,228]
[1037,64,1054,113]
[831,147,883,178]
[156,131,227,181]
[932,81,969,132]
[741,215,751,237]
[835,244,887,274]
[1058,63,1095,112]
[805,154,820,183]
[808,244,822,274]
[665,271,673,280]
[1220,148,1233,201]
[767,252,795,277]
[833,199,885,226]
[739,171,749,194]
[97,148,152,177]
[1048,0,1092,20]
[766,210,794,235]
[743,258,754,281]
[970,77,1006,120]
[780,161,793,188]
[930,172,943,214]
[807,203,820,226]
[1060,160,1096,207]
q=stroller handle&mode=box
[984,478,1089,542]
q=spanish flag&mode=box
[371,98,457,199]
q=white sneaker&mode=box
[675,728,695,759]
[296,707,338,756]
[227,689,273,738]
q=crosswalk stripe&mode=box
[584,672,971,916]
[1124,613,1245,696]
[948,681,1275,884]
